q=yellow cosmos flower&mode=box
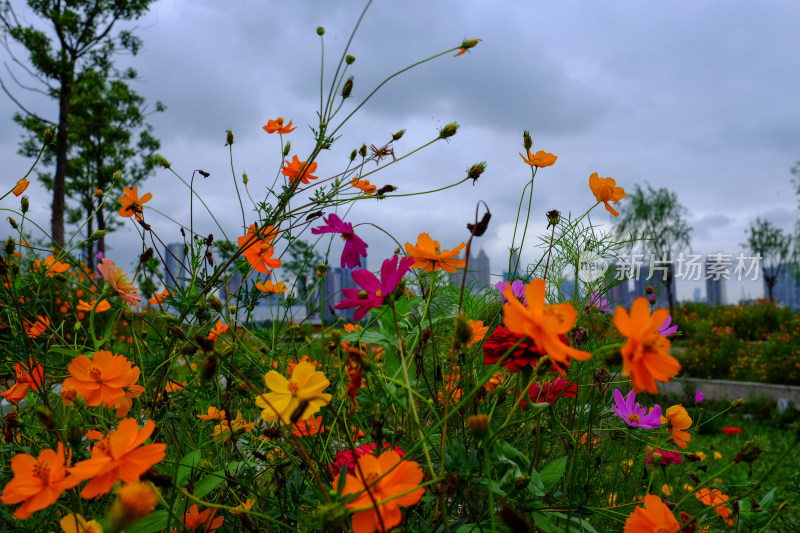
[255,362,332,425]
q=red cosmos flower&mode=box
[281,155,318,184]
[483,325,549,372]
[521,377,578,407]
[722,427,743,435]
[311,213,368,269]
[2,358,44,402]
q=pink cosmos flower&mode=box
[695,390,704,403]
[658,316,679,337]
[311,213,368,269]
[495,280,526,305]
[644,448,683,468]
[331,443,405,474]
[335,255,414,321]
[96,258,141,307]
[612,389,662,429]
[586,291,610,312]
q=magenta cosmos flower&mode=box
[335,255,414,321]
[658,316,679,337]
[612,389,662,429]
[311,213,368,269]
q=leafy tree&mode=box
[16,59,162,269]
[744,218,792,303]
[283,239,323,315]
[0,0,156,247]
[614,184,692,316]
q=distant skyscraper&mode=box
[164,243,188,288]
[705,255,727,306]
[767,263,800,309]
[314,266,356,320]
[450,249,491,291]
[693,287,702,302]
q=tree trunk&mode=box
[85,200,94,271]
[52,72,73,248]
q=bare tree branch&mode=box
[4,62,51,96]
[0,74,54,124]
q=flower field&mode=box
[1,13,798,533]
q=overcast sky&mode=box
[2,0,799,303]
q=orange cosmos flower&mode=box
[405,233,467,273]
[69,418,167,498]
[502,279,592,372]
[109,481,159,529]
[263,117,296,134]
[613,297,682,394]
[623,494,680,533]
[661,404,692,449]
[77,299,111,312]
[281,155,318,184]
[230,498,255,515]
[12,178,29,197]
[207,320,229,341]
[35,255,70,277]
[0,442,81,519]
[466,319,489,348]
[287,355,319,375]
[351,177,377,194]
[212,411,254,442]
[255,361,332,425]
[97,258,141,306]
[114,366,145,418]
[25,315,50,338]
[197,406,226,421]
[589,172,626,216]
[695,488,734,525]
[519,148,557,168]
[237,224,282,275]
[170,504,224,533]
[148,289,171,304]
[2,357,44,402]
[255,279,288,294]
[63,350,139,409]
[118,185,152,220]
[335,450,426,533]
[293,415,324,437]
[60,513,103,533]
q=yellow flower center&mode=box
[32,459,50,483]
[276,117,284,125]
[628,414,641,423]
[340,233,352,242]
[375,289,382,298]
[287,382,299,395]
[89,367,102,381]
[259,243,271,255]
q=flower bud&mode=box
[316,26,325,35]
[438,122,459,140]
[467,162,486,184]
[155,155,170,169]
[94,188,103,198]
[523,130,533,150]
[201,354,219,383]
[139,247,154,264]
[359,144,368,158]
[461,38,481,51]
[645,285,654,294]
[43,127,55,143]
[283,141,292,158]
[317,263,328,276]
[226,129,234,145]
[20,196,29,213]
[546,209,561,229]
[732,398,744,407]
[345,55,356,65]
[242,172,248,185]
[350,149,357,161]
[467,414,489,436]
[35,407,56,432]
[112,170,122,182]
[5,237,15,255]
[208,296,222,312]
[392,129,406,141]
[8,217,17,229]
[341,76,353,99]
[454,314,473,345]
[65,424,84,449]
[89,230,105,242]
[735,441,763,464]
[650,451,663,465]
